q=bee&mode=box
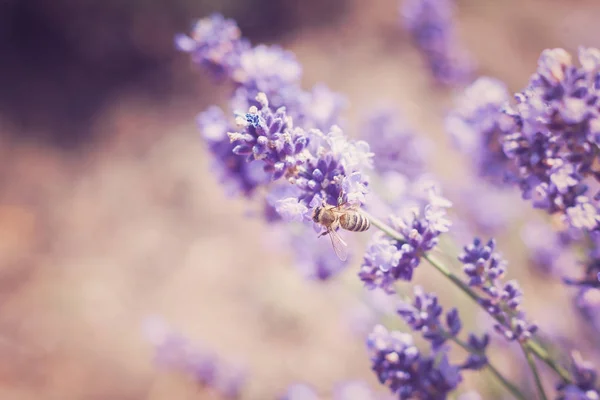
[312,197,370,261]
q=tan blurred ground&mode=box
[1,0,600,399]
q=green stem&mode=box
[450,336,527,400]
[523,343,548,400]
[363,210,573,383]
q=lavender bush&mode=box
[145,4,600,399]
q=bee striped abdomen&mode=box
[340,212,370,232]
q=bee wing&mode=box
[327,228,348,261]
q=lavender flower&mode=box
[555,352,600,400]
[289,226,350,280]
[230,93,372,211]
[502,47,600,232]
[178,14,350,201]
[175,13,249,80]
[564,230,600,289]
[229,93,309,181]
[198,106,265,196]
[143,317,246,398]
[400,0,475,86]
[332,381,377,400]
[446,77,514,185]
[359,189,452,292]
[521,221,577,277]
[397,286,490,369]
[360,107,429,179]
[459,238,538,342]
[280,383,320,400]
[367,324,463,399]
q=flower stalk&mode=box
[363,209,573,385]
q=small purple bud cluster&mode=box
[502,47,600,232]
[459,238,538,342]
[446,77,515,185]
[397,286,489,370]
[366,324,463,399]
[400,0,475,86]
[144,318,245,399]
[555,352,600,400]
[360,107,429,179]
[359,187,452,293]
[229,93,308,181]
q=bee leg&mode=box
[317,231,328,238]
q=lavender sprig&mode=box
[397,287,528,399]
[364,211,573,384]
[366,324,463,399]
[143,317,246,399]
[459,238,538,342]
[359,190,452,293]
[400,0,475,86]
[555,352,600,400]
[502,47,600,233]
[446,77,514,185]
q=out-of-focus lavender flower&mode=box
[290,226,349,280]
[502,47,600,232]
[574,288,600,337]
[332,380,382,400]
[397,286,489,369]
[453,184,523,235]
[459,238,538,342]
[175,13,249,80]
[280,383,320,400]
[359,190,452,292]
[521,221,577,277]
[400,0,475,86]
[555,352,600,400]
[360,108,429,179]
[366,324,463,399]
[143,317,246,399]
[565,230,600,289]
[198,106,266,196]
[446,77,514,185]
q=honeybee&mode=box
[312,197,371,261]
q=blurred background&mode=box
[1,0,600,398]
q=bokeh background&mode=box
[2,0,600,398]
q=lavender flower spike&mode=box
[445,77,514,185]
[359,190,452,292]
[459,238,538,342]
[398,286,490,370]
[360,107,429,179]
[502,47,600,232]
[400,0,475,86]
[555,351,600,400]
[367,324,463,399]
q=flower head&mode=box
[366,325,463,399]
[400,0,475,86]
[446,77,514,184]
[175,14,249,78]
[555,352,600,400]
[502,47,600,232]
[459,238,538,342]
[359,184,451,292]
[360,107,429,178]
